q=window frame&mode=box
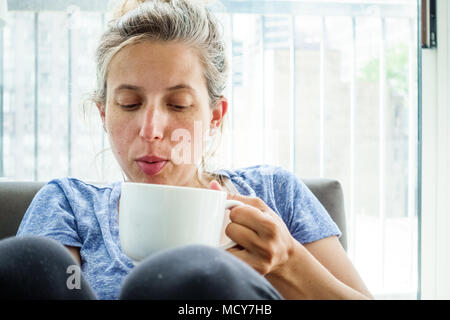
[1,0,422,299]
[420,0,450,300]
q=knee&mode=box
[120,245,276,300]
[0,236,90,299]
[0,236,76,270]
[121,245,231,299]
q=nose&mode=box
[139,106,166,141]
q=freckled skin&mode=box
[97,41,227,187]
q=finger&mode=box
[229,205,268,234]
[230,193,282,222]
[225,221,267,255]
[229,205,279,238]
[209,179,223,191]
[226,247,270,275]
[228,193,268,211]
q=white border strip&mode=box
[421,0,450,300]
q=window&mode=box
[0,0,419,299]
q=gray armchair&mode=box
[0,179,347,250]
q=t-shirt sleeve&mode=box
[16,179,82,248]
[272,167,341,244]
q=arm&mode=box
[220,191,372,300]
[265,236,373,299]
[17,180,83,262]
[303,236,373,298]
[65,245,81,266]
[209,179,372,299]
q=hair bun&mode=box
[109,0,147,19]
[109,0,216,19]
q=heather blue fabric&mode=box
[16,164,341,300]
[17,179,126,300]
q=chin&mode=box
[129,163,172,185]
[138,174,171,185]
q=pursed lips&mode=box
[136,155,169,176]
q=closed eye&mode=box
[120,104,140,110]
[168,104,188,111]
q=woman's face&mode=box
[98,41,227,186]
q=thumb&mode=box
[209,179,223,191]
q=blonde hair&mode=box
[93,0,228,107]
[90,0,230,186]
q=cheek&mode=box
[107,131,128,161]
[109,130,128,150]
[106,115,135,155]
[170,120,207,146]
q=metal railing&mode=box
[1,0,419,298]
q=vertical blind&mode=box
[1,0,419,299]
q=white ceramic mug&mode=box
[119,182,243,263]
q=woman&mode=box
[0,0,372,300]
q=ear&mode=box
[210,97,228,132]
[96,102,107,132]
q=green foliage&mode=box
[358,43,409,96]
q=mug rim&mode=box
[122,181,227,195]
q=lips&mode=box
[136,156,168,176]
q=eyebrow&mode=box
[114,84,142,93]
[113,84,197,94]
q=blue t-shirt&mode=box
[16,165,341,300]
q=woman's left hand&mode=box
[210,180,296,276]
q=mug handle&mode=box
[218,200,244,250]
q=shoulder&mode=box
[218,164,300,190]
[216,164,300,200]
[218,164,286,182]
[36,177,120,203]
[217,164,313,208]
[51,177,118,190]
